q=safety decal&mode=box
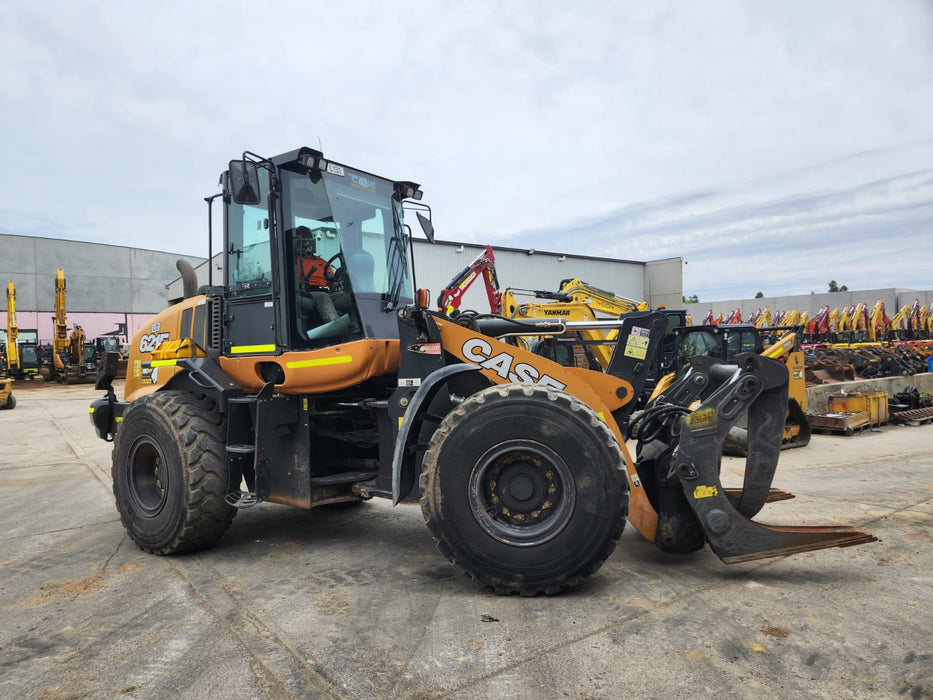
[623,326,650,360]
[408,343,442,355]
[693,485,719,499]
[685,407,718,434]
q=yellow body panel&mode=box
[218,340,400,393]
[124,293,402,401]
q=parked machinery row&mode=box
[2,273,125,383]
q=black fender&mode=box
[162,357,244,412]
[391,364,483,505]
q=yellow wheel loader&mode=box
[90,148,873,596]
[0,377,15,409]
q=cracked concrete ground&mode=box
[1,381,931,699]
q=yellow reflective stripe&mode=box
[230,344,276,354]
[88,407,94,414]
[150,360,178,367]
[285,355,353,369]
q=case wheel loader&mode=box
[90,148,874,596]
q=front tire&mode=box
[112,391,235,554]
[3,394,14,409]
[420,384,629,595]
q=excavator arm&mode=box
[557,278,648,314]
[436,245,502,315]
[868,299,889,342]
[53,268,69,366]
[6,281,19,372]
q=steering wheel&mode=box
[324,252,348,288]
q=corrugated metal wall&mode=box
[412,240,659,313]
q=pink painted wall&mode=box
[0,312,156,345]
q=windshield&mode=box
[20,345,37,365]
[284,166,412,302]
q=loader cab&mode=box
[222,148,418,357]
[674,324,764,371]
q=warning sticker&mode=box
[693,485,719,499]
[623,326,650,359]
[685,406,718,434]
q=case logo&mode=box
[461,337,566,390]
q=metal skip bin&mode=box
[827,392,889,427]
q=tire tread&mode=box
[112,391,235,554]
[420,384,629,596]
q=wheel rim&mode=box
[468,440,575,547]
[126,436,169,517]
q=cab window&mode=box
[226,170,272,298]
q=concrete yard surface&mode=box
[1,381,931,699]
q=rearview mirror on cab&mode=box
[227,160,261,205]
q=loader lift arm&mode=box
[397,306,874,565]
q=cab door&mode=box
[224,166,278,356]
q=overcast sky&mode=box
[2,1,931,301]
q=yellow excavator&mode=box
[88,146,873,596]
[499,280,669,370]
[48,268,69,379]
[45,269,94,383]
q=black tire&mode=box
[3,394,14,409]
[112,391,235,554]
[420,384,629,596]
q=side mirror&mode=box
[227,160,262,205]
[416,212,435,243]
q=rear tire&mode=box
[420,384,629,595]
[112,391,235,554]
[3,395,14,409]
